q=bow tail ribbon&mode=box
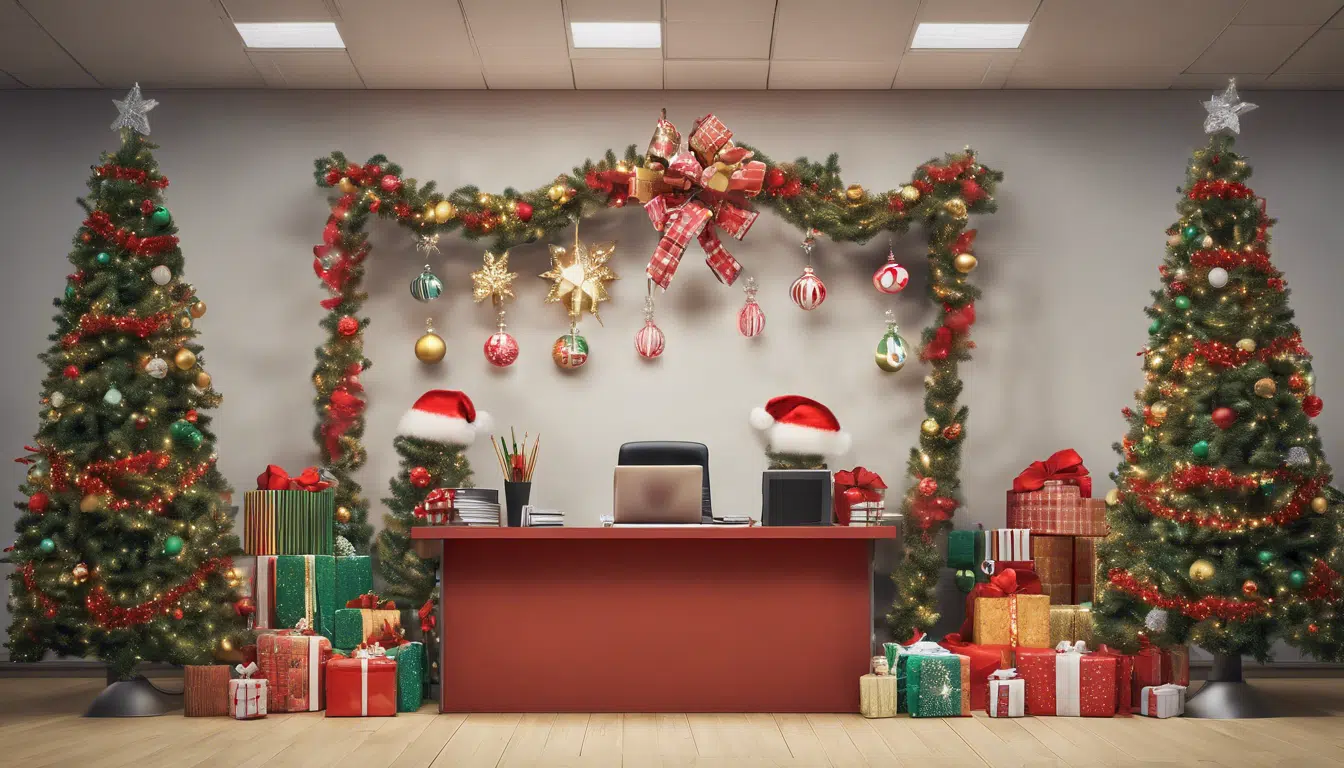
[646,199,714,289]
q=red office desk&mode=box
[411,526,894,713]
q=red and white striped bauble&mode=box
[738,301,765,337]
[872,251,909,294]
[790,266,826,311]
[634,320,665,359]
[483,330,519,367]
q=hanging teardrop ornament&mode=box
[875,309,908,373]
[635,287,665,360]
[410,264,444,302]
[872,239,909,294]
[790,229,826,311]
[484,308,519,368]
[738,276,765,338]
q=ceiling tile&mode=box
[768,60,897,88]
[337,0,484,88]
[1233,0,1344,26]
[461,0,568,55]
[772,0,919,61]
[220,0,335,22]
[1277,28,1344,72]
[664,59,769,88]
[572,57,662,88]
[246,50,363,87]
[1004,64,1177,88]
[893,51,1017,88]
[916,0,1041,23]
[1188,25,1317,74]
[479,55,574,88]
[0,0,98,86]
[1170,72,1269,89]
[1016,0,1242,69]
[1264,72,1344,87]
[665,0,775,59]
[564,0,659,22]
[24,0,264,87]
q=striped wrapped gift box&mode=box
[243,489,335,555]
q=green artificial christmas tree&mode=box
[1094,82,1344,671]
[7,86,249,685]
[376,390,490,607]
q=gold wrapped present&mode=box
[1050,604,1095,648]
[859,673,898,718]
[973,594,1051,648]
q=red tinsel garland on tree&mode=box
[93,164,169,189]
[1107,568,1268,621]
[1190,247,1278,275]
[1125,474,1327,530]
[1187,179,1254,201]
[82,210,179,257]
[18,564,62,619]
[84,557,230,629]
[1178,333,1305,371]
[74,453,215,515]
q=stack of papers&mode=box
[522,505,564,527]
[451,488,500,527]
[848,506,901,527]
[712,516,755,526]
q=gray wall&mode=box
[2,90,1342,659]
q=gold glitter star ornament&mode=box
[471,251,517,304]
[541,235,618,323]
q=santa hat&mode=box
[397,390,492,446]
[749,395,851,457]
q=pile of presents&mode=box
[182,466,433,719]
[861,450,1189,720]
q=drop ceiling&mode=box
[2,0,1342,90]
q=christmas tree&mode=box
[7,86,249,679]
[375,390,489,607]
[1094,82,1344,664]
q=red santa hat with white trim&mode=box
[749,395,851,457]
[397,389,492,447]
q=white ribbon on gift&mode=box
[254,555,277,629]
[360,657,369,716]
[989,667,1018,680]
[235,661,259,679]
[1054,640,1090,717]
[306,636,322,711]
[897,641,950,656]
[354,642,387,659]
[1055,640,1088,654]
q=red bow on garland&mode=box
[322,384,365,461]
[832,467,887,525]
[911,495,958,532]
[418,599,436,634]
[346,592,396,610]
[256,465,330,492]
[1011,448,1093,497]
[958,566,1042,640]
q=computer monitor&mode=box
[617,441,712,520]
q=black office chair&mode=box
[617,441,712,521]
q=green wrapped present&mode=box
[387,641,425,712]
[335,556,373,608]
[905,653,971,718]
[243,489,335,555]
[333,607,402,650]
[275,555,336,639]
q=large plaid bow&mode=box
[631,114,766,289]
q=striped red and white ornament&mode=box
[790,266,826,311]
[872,245,909,294]
[634,295,665,359]
[738,276,765,337]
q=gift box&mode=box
[833,467,887,526]
[275,554,336,639]
[249,555,278,630]
[988,669,1025,717]
[229,662,267,720]
[859,673,898,718]
[886,638,946,714]
[905,653,971,718]
[243,489,335,555]
[962,568,1051,648]
[1093,644,1134,714]
[258,630,332,712]
[1049,604,1095,648]
[984,529,1032,561]
[1006,450,1108,537]
[1034,535,1102,604]
[386,641,425,712]
[1017,642,1118,717]
[335,556,373,609]
[183,664,230,717]
[1164,646,1190,687]
[1140,684,1186,718]
[334,594,401,651]
[939,634,1013,711]
[327,652,397,717]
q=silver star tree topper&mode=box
[1203,78,1257,135]
[111,83,158,135]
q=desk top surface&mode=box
[411,526,897,541]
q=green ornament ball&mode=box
[1181,225,1199,242]
[64,284,76,300]
[1149,318,1161,334]
[1289,570,1307,589]
[38,538,55,554]
[150,206,172,228]
[1257,550,1274,565]
[1174,296,1191,310]
[1192,440,1210,459]
[1260,482,1276,496]
[184,428,204,449]
[95,251,111,266]
[163,535,184,556]
[169,419,194,441]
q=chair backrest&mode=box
[617,441,712,520]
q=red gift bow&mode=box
[256,465,330,492]
[346,592,395,610]
[958,567,1042,641]
[365,619,408,649]
[911,495,958,531]
[1011,448,1093,498]
[413,488,456,525]
[832,467,887,525]
[322,385,365,461]
[418,599,436,634]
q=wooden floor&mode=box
[3,678,1344,767]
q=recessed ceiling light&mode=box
[911,23,1028,49]
[235,22,345,49]
[570,22,661,49]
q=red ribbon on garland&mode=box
[910,495,958,531]
[322,381,366,461]
[1011,448,1093,497]
[832,467,886,525]
[418,599,436,634]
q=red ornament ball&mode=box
[484,330,519,368]
[1303,395,1323,418]
[917,477,938,497]
[942,423,963,440]
[337,316,359,337]
[1242,579,1258,596]
[379,174,401,194]
[172,607,184,621]
[1289,374,1307,392]
[134,415,149,430]
[765,168,786,190]
[634,321,666,360]
[1310,623,1319,633]
[782,178,803,198]
[409,466,432,488]
[28,492,49,514]
[234,597,256,617]
[185,409,198,423]
[1212,407,1237,429]
[63,365,79,379]
[45,607,58,619]
[515,201,533,222]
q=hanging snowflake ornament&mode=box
[111,83,158,135]
[1144,608,1170,633]
[541,231,618,324]
[474,251,519,367]
[1203,78,1257,135]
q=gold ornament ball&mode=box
[1105,488,1120,507]
[174,348,197,370]
[1189,559,1216,583]
[953,253,978,273]
[476,192,493,206]
[338,177,357,195]
[220,637,233,652]
[548,184,567,202]
[1150,401,1169,420]
[944,198,968,218]
[845,184,866,202]
[1312,496,1329,514]
[1254,377,1277,398]
[921,418,939,436]
[1236,338,1256,353]
[179,316,192,329]
[900,185,921,203]
[422,204,435,221]
[28,465,48,483]
[189,300,207,318]
[79,494,103,513]
[195,371,212,389]
[335,506,352,524]
[434,200,456,223]
[415,330,446,363]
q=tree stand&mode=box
[84,668,180,717]
[1184,653,1271,719]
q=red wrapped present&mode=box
[1093,644,1135,715]
[326,649,397,717]
[1163,645,1190,687]
[833,467,887,525]
[1006,450,1109,537]
[940,633,1013,711]
[251,554,278,630]
[960,568,1051,648]
[1017,642,1119,717]
[258,630,331,712]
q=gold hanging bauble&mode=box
[548,183,568,202]
[415,329,446,363]
[1236,338,1256,353]
[179,316,192,329]
[79,494,103,513]
[900,185,921,203]
[1189,559,1216,583]
[338,177,358,195]
[1254,377,1277,398]
[174,348,197,370]
[1105,488,1120,507]
[1312,496,1329,514]
[434,200,456,223]
[189,300,207,318]
[953,253,978,273]
[944,198,968,218]
[921,418,939,436]
[845,184,865,202]
[422,204,435,221]
[195,371,212,389]
[335,506,352,524]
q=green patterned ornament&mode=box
[409,265,443,302]
[552,328,589,369]
[875,310,908,373]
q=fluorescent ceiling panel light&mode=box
[911,23,1028,49]
[571,22,661,49]
[235,22,345,49]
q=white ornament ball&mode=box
[150,265,172,285]
[50,392,65,408]
[1173,268,1187,281]
[1201,235,1214,249]
[1286,446,1311,466]
[1207,267,1229,289]
[1166,234,1182,247]
[145,357,169,379]
[103,387,122,406]
[1144,608,1169,633]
